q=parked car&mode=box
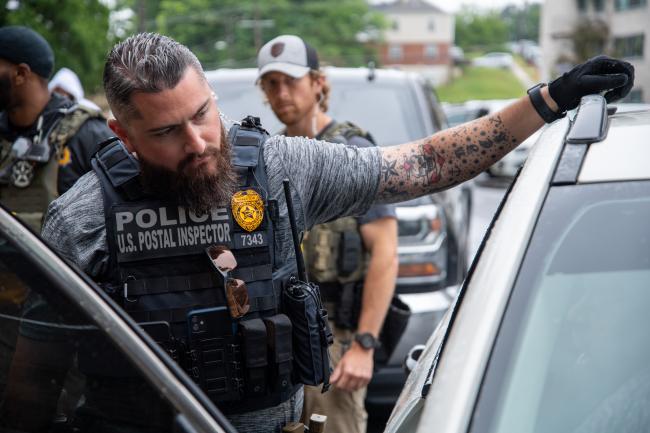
[206,66,471,425]
[385,97,650,433]
[0,205,235,432]
[472,52,514,69]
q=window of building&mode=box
[428,18,435,31]
[614,34,645,58]
[392,19,399,30]
[615,0,647,10]
[577,0,588,10]
[425,44,438,59]
[388,44,403,61]
[593,0,605,10]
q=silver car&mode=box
[386,97,650,433]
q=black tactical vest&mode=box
[92,117,297,413]
[302,121,373,329]
[0,104,103,231]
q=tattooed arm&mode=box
[377,90,556,202]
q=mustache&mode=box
[178,145,221,172]
[139,128,238,214]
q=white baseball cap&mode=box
[257,35,320,80]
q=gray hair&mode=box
[103,32,204,121]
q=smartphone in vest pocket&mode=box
[186,306,243,402]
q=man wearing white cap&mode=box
[257,34,398,433]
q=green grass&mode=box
[437,66,525,103]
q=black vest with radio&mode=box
[90,116,316,413]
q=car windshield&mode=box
[471,180,650,433]
[211,76,428,146]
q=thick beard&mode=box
[139,127,238,214]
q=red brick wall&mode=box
[379,42,451,66]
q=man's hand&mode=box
[329,343,374,392]
[549,55,635,113]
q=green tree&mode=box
[0,0,112,93]
[570,18,609,62]
[501,3,541,43]
[454,6,509,52]
[128,0,386,69]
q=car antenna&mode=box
[367,61,376,82]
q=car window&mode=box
[327,81,427,146]
[472,180,650,433]
[0,233,179,432]
[211,75,430,146]
[213,81,283,134]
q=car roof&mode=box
[579,106,650,183]
[205,66,424,85]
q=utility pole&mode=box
[137,0,147,32]
[238,1,274,52]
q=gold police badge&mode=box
[231,189,264,232]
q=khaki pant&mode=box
[301,325,368,433]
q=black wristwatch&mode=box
[527,83,565,124]
[354,332,381,350]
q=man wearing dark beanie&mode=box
[0,25,112,231]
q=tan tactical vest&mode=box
[302,121,373,284]
[0,104,102,232]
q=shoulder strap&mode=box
[319,120,376,146]
[229,116,269,176]
[92,137,143,201]
[48,104,105,159]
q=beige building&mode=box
[541,0,648,102]
[372,0,454,85]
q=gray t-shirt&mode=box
[314,120,396,225]
[41,135,382,277]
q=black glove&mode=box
[549,55,635,113]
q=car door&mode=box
[0,206,233,433]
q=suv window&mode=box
[0,233,177,432]
[210,72,436,146]
[472,180,650,433]
[327,81,428,146]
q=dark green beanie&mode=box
[0,26,54,78]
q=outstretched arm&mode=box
[378,93,546,202]
[377,55,634,203]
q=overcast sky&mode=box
[437,0,541,12]
[371,0,542,13]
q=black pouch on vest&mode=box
[264,314,293,394]
[186,307,244,403]
[282,277,333,390]
[335,282,363,330]
[240,318,268,397]
[338,230,362,277]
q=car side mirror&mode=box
[404,344,426,375]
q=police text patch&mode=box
[111,204,233,262]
